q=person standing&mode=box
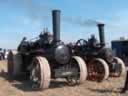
[121,66,128,93]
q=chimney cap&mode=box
[52,10,61,13]
[97,23,105,26]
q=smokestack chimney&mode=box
[52,10,60,42]
[97,23,105,46]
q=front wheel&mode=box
[30,56,51,90]
[110,57,125,77]
[66,56,87,85]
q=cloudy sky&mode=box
[0,0,128,49]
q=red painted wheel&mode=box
[88,58,109,82]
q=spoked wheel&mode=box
[88,58,109,82]
[7,50,22,77]
[30,56,51,90]
[66,56,87,86]
[110,57,125,77]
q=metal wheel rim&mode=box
[30,56,51,89]
[66,56,87,85]
[88,58,109,82]
[111,57,126,77]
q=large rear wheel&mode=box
[30,56,51,90]
[66,56,87,85]
[88,58,109,82]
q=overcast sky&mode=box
[0,0,128,49]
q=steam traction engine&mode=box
[71,24,125,82]
[7,10,87,89]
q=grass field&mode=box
[0,60,128,96]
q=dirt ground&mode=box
[0,60,128,96]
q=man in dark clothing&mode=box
[121,69,128,93]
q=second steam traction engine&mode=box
[70,24,125,82]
